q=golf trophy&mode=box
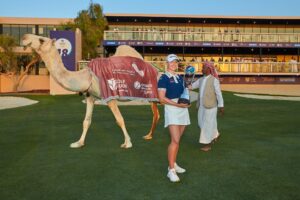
[178,65,195,104]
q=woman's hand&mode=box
[177,103,191,108]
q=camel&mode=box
[22,34,160,149]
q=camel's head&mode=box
[22,34,55,54]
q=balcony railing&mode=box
[78,61,299,74]
[104,31,300,43]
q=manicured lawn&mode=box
[0,92,299,200]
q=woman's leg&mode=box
[179,125,186,136]
[174,125,186,161]
[168,125,182,169]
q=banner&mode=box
[50,30,76,71]
[88,56,159,102]
[104,40,300,48]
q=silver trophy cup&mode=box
[178,66,195,104]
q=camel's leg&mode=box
[143,102,160,140]
[70,96,95,148]
[107,100,132,148]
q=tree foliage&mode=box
[60,2,107,59]
[0,34,17,72]
[0,34,40,91]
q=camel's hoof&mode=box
[70,141,84,148]
[143,134,152,140]
[120,142,132,149]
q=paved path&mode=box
[221,84,300,96]
[234,94,300,101]
[0,96,38,110]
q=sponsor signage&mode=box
[50,31,76,71]
[104,40,300,48]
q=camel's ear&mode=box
[52,39,56,45]
[39,38,45,44]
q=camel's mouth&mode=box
[22,34,33,49]
[23,42,32,50]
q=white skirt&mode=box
[164,99,190,127]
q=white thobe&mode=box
[192,75,224,144]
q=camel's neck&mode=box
[41,48,92,92]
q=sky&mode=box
[0,0,300,18]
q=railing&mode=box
[104,31,300,43]
[78,61,300,74]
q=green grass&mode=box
[0,92,299,200]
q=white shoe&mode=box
[167,168,180,182]
[174,163,186,173]
[168,163,186,174]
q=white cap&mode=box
[166,54,179,63]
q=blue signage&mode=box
[50,31,76,71]
[103,40,299,49]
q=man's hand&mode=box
[219,107,224,116]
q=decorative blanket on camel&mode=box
[88,56,159,102]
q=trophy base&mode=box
[178,98,190,105]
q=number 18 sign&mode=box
[50,30,76,71]
[55,38,72,57]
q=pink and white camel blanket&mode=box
[88,56,159,102]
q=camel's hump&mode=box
[113,45,143,60]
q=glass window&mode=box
[19,25,28,44]
[3,25,10,35]
[11,25,20,44]
[202,26,212,33]
[28,25,36,34]
[252,27,260,33]
[46,26,55,37]
[109,25,118,31]
[277,27,285,33]
[261,27,268,33]
[235,26,243,33]
[125,26,135,31]
[244,27,252,33]
[285,28,293,33]
[294,28,300,33]
[39,26,45,36]
[117,26,126,31]
[269,28,276,34]
[168,26,177,32]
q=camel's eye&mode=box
[39,38,45,44]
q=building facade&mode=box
[103,14,300,75]
[1,14,300,85]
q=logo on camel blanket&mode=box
[132,63,144,77]
[107,79,128,91]
[88,56,159,102]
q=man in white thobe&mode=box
[191,62,224,151]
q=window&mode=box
[11,25,20,44]
[46,26,55,37]
[19,25,28,45]
[39,26,45,35]
[29,25,36,34]
[2,24,10,35]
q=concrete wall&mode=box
[0,74,74,95]
[0,74,49,93]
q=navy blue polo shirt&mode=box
[158,73,184,99]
